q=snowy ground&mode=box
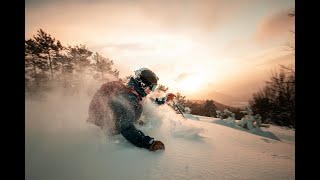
[25,90,295,180]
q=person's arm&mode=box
[118,110,165,151]
[119,118,165,151]
[111,96,165,151]
[111,98,154,149]
[121,123,155,148]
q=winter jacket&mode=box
[88,77,157,149]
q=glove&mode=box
[149,140,165,151]
[166,93,176,102]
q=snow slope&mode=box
[25,90,294,180]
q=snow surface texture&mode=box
[209,118,282,141]
[26,88,294,180]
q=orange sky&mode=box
[25,0,295,106]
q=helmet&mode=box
[134,68,159,91]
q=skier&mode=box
[87,68,174,152]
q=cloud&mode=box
[106,43,154,50]
[254,9,295,43]
[175,73,191,81]
[25,0,120,7]
[89,43,155,54]
[138,0,247,33]
[237,46,294,68]
[26,0,247,40]
[174,73,192,82]
[256,52,294,67]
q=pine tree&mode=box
[32,29,63,80]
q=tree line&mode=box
[25,29,119,94]
[249,65,295,128]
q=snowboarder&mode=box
[87,68,174,152]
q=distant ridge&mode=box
[185,90,249,109]
[188,99,244,112]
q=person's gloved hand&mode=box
[166,93,176,102]
[149,140,165,151]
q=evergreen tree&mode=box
[32,29,63,80]
[201,100,217,117]
[175,92,187,110]
[25,39,50,91]
[67,44,92,73]
[157,85,169,92]
[91,52,120,81]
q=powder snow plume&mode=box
[25,73,209,180]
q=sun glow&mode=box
[176,75,206,94]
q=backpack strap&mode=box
[127,87,142,110]
[98,81,142,110]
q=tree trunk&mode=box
[48,53,53,80]
[32,57,39,87]
[32,64,39,87]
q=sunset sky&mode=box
[25,0,295,106]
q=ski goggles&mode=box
[139,81,157,92]
[149,83,157,92]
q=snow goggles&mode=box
[139,80,157,92]
[149,83,157,92]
